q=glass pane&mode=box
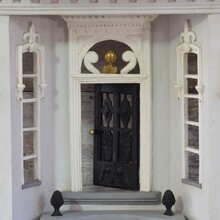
[187,78,198,94]
[187,53,198,75]
[187,98,199,122]
[120,94,132,129]
[23,102,37,128]
[23,78,37,99]
[101,93,113,127]
[23,159,37,184]
[187,125,199,149]
[23,131,36,156]
[187,152,199,183]
[23,52,34,75]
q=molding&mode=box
[66,14,153,192]
[17,23,46,100]
[63,15,157,36]
[176,20,204,102]
[1,4,220,15]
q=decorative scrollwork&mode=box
[120,51,137,74]
[84,51,100,74]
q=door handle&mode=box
[89,130,96,135]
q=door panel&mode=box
[93,84,140,191]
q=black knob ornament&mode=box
[50,190,64,216]
[162,190,176,216]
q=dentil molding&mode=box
[63,15,158,35]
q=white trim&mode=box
[17,23,45,187]
[66,15,153,192]
[176,20,203,186]
[1,4,220,15]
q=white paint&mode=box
[176,20,203,184]
[0,15,13,220]
[151,15,170,192]
[9,16,57,220]
[120,51,137,74]
[17,23,46,185]
[51,16,70,191]
[1,1,220,15]
[64,15,154,192]
[168,14,210,220]
[205,14,220,220]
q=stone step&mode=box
[40,210,186,220]
[62,191,161,205]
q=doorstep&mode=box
[62,191,161,205]
[40,210,186,220]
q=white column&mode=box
[0,16,13,220]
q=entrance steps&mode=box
[40,191,186,220]
[40,210,186,220]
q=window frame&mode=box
[17,23,46,189]
[176,20,204,188]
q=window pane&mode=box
[23,102,37,128]
[187,98,199,122]
[23,159,37,184]
[187,152,199,183]
[120,94,132,129]
[187,53,198,75]
[23,131,37,156]
[187,78,198,94]
[23,78,37,99]
[101,93,113,127]
[187,125,199,149]
[23,52,34,75]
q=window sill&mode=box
[22,179,41,190]
[182,178,202,189]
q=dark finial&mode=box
[162,190,176,216]
[50,190,64,216]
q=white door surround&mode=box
[63,15,157,192]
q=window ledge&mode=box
[22,179,41,190]
[182,179,202,189]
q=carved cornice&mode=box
[63,15,157,35]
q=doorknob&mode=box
[89,130,96,135]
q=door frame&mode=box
[70,74,152,192]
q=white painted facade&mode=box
[1,2,220,220]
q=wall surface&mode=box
[152,15,170,192]
[206,14,220,220]
[50,16,70,192]
[168,14,210,220]
[9,16,66,220]
[0,16,13,220]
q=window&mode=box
[176,20,204,187]
[17,23,46,189]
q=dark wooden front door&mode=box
[93,84,140,191]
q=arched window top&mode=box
[176,20,204,102]
[17,23,46,100]
[81,40,140,75]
